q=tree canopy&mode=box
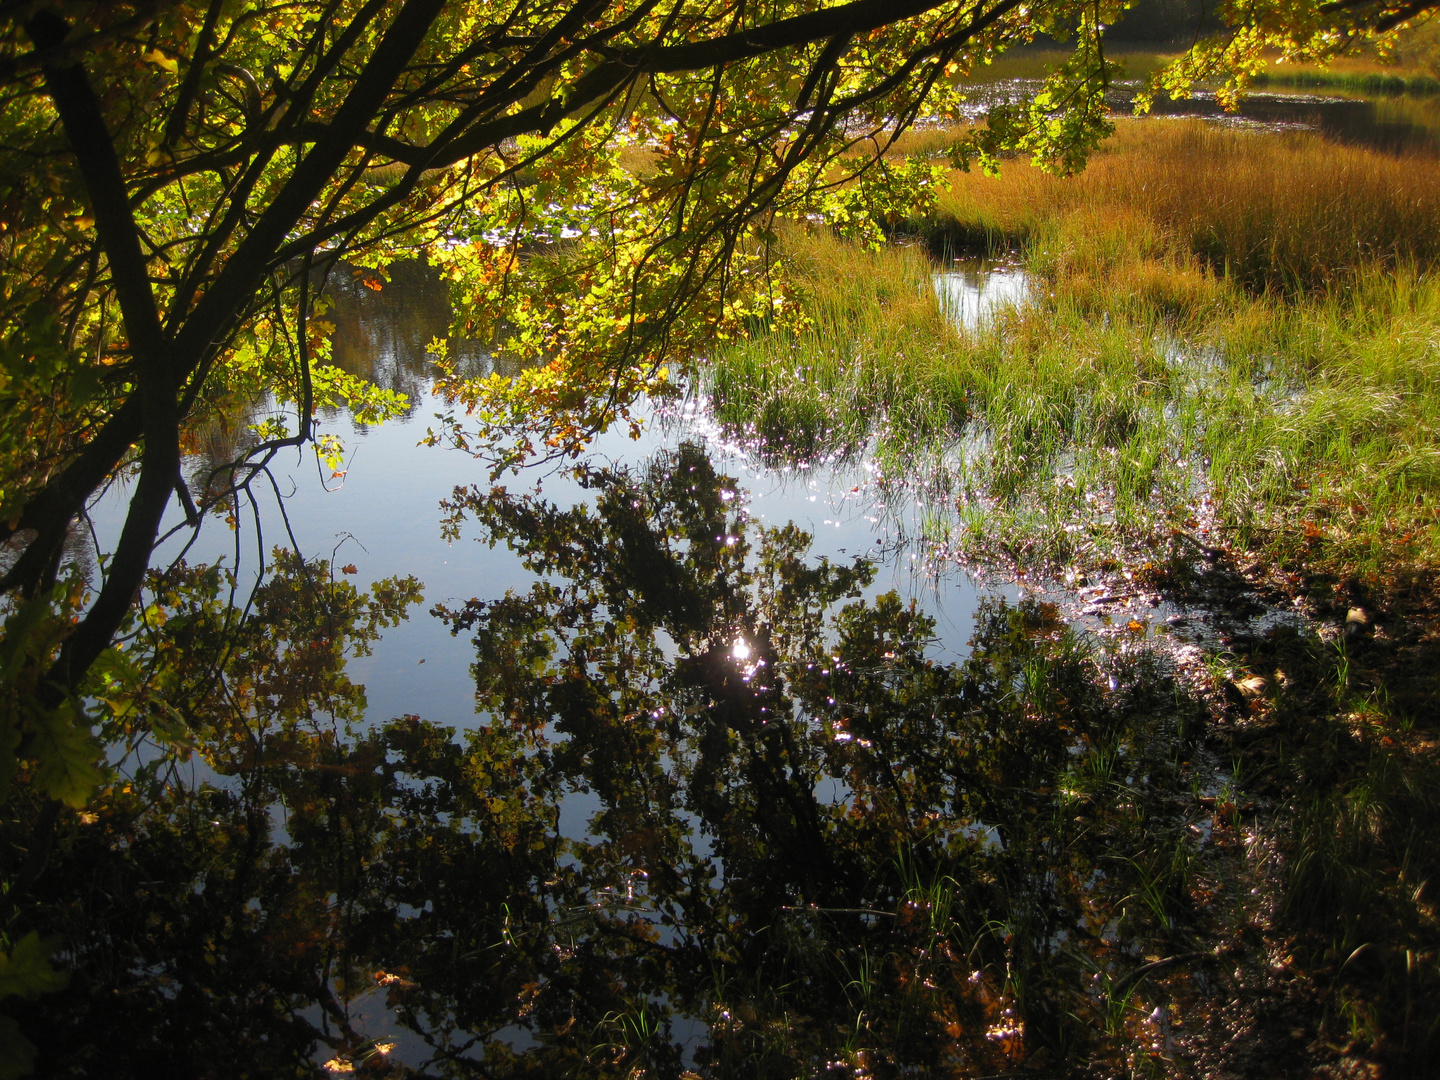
[0,0,1432,911]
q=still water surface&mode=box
[959,77,1440,155]
[88,264,1003,1054]
[60,232,1269,1079]
[95,283,992,729]
[933,259,1029,330]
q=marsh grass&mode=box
[936,119,1440,292]
[709,234,962,460]
[1251,68,1440,96]
[709,122,1440,582]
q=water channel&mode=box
[959,76,1440,156]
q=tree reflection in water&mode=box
[9,443,1234,1078]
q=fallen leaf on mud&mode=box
[1231,675,1268,698]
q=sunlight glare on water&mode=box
[933,257,1030,330]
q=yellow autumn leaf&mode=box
[141,48,179,74]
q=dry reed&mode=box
[937,118,1440,291]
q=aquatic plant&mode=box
[709,163,1440,584]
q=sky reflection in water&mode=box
[44,261,1262,1079]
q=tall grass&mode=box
[709,236,959,462]
[1251,68,1440,95]
[934,119,1440,292]
[708,166,1440,579]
